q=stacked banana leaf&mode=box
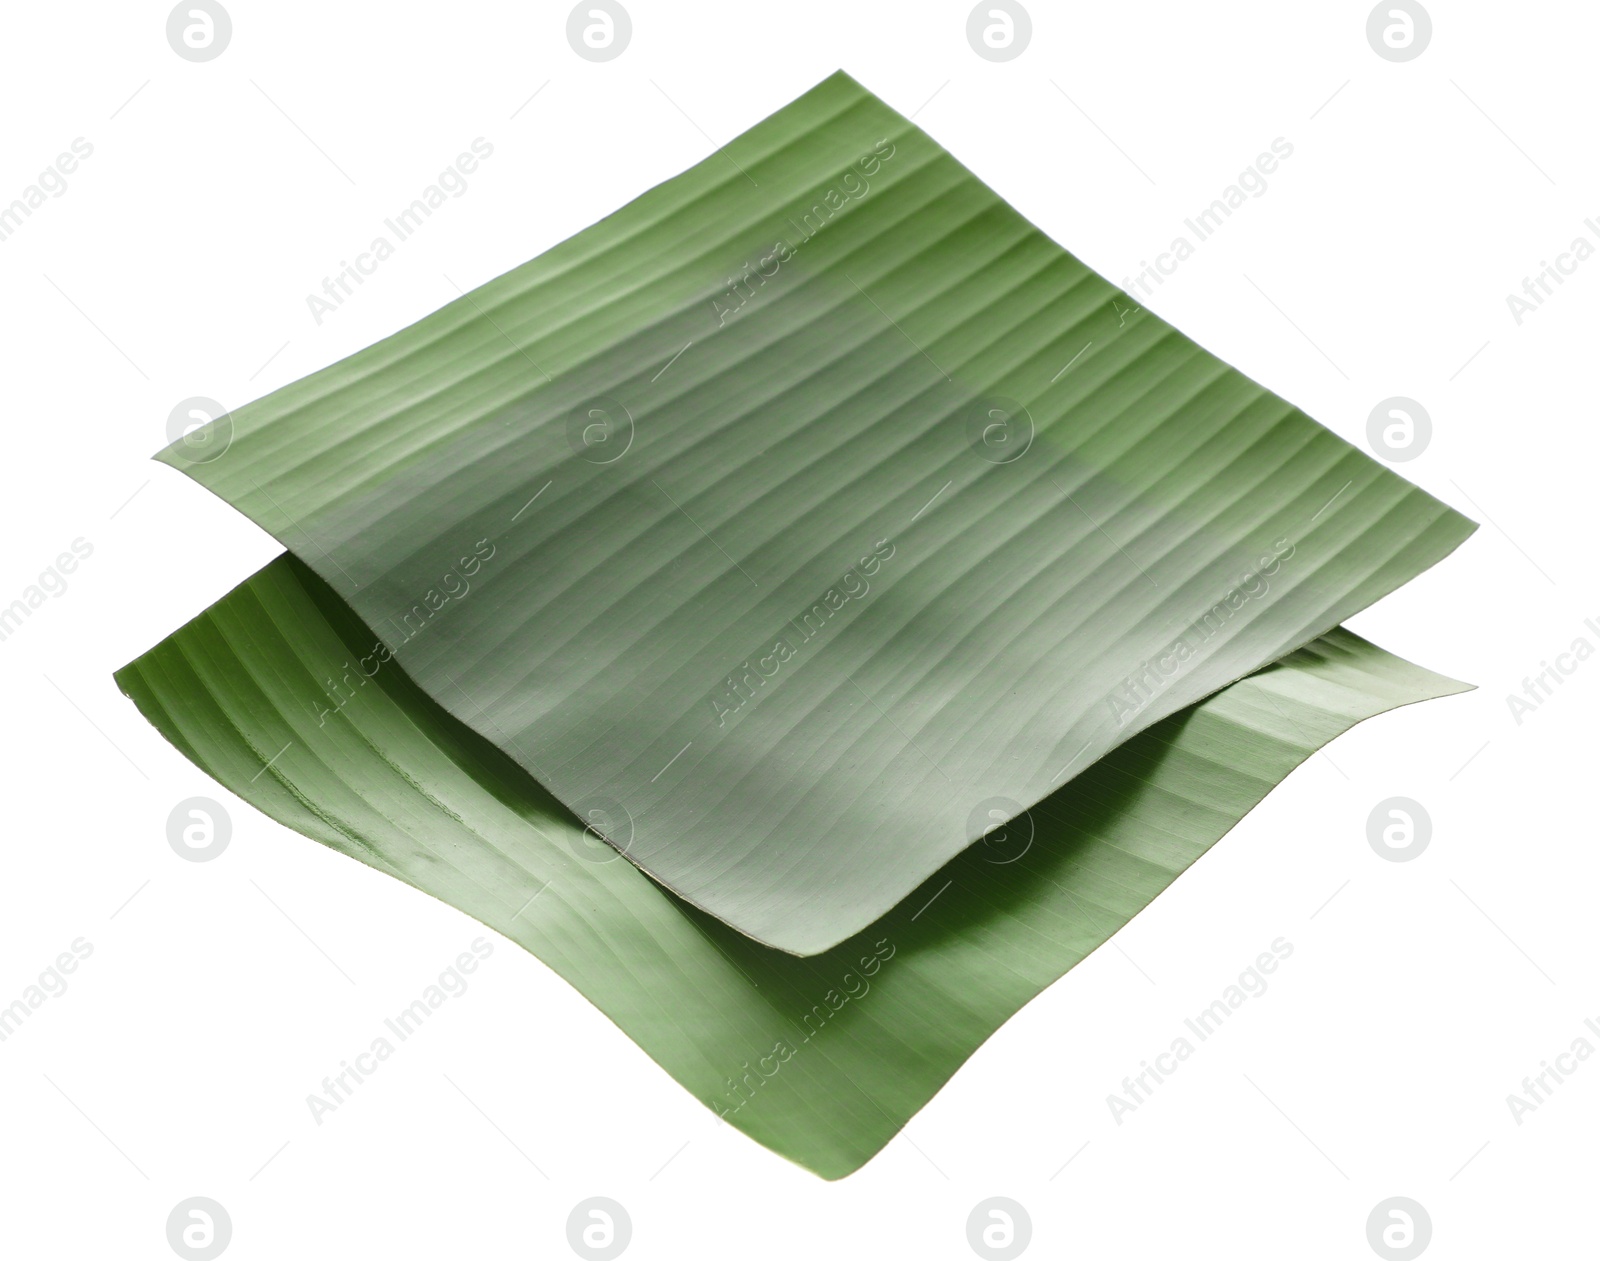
[118,72,1473,1178]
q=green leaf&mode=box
[116,555,1468,1178]
[155,71,1473,953]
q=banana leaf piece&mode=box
[154,71,1475,953]
[116,555,1468,1178]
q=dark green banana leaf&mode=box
[116,555,1468,1178]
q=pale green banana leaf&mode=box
[152,71,1475,954]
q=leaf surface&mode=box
[117,555,1468,1177]
[155,72,1474,952]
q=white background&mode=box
[0,1,1593,1256]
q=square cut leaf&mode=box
[117,556,1468,1178]
[156,71,1473,954]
